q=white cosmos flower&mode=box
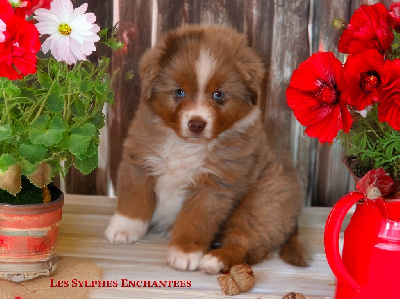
[0,19,6,43]
[34,0,100,64]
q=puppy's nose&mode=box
[188,119,206,133]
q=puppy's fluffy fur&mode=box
[105,25,307,273]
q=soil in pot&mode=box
[0,176,62,205]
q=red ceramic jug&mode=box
[325,191,400,298]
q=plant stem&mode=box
[65,65,72,121]
[42,185,51,204]
[31,80,56,123]
[1,81,12,125]
[362,113,380,140]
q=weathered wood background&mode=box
[66,0,396,206]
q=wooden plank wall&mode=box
[64,0,396,207]
[65,0,114,195]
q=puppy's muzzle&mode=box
[188,119,207,133]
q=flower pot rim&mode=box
[0,193,64,215]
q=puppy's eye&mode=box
[213,91,225,104]
[175,89,186,98]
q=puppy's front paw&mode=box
[105,213,149,244]
[166,247,203,271]
[199,253,225,274]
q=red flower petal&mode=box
[343,49,385,110]
[14,0,53,18]
[339,3,393,55]
[286,52,352,143]
[389,2,400,32]
[0,13,40,79]
[0,0,14,18]
[378,59,400,130]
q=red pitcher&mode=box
[324,169,400,299]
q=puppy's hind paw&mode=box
[105,213,149,244]
[279,230,310,267]
[166,248,203,271]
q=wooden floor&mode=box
[58,195,347,299]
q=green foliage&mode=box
[339,106,400,181]
[390,30,400,59]
[99,24,124,50]
[0,56,115,180]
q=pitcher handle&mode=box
[324,191,364,292]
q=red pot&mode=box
[0,194,63,282]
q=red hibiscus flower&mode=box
[389,2,400,32]
[0,2,41,80]
[343,49,385,111]
[286,52,353,143]
[13,0,53,18]
[378,59,400,130]
[338,3,394,55]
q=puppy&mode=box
[105,25,307,273]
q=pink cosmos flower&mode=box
[34,0,100,64]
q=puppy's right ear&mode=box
[138,46,163,101]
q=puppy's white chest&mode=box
[145,135,210,231]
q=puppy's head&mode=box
[139,25,265,142]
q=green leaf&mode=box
[49,59,60,77]
[80,78,91,93]
[20,159,39,176]
[68,123,97,156]
[37,71,53,89]
[106,90,115,104]
[0,124,12,141]
[92,113,105,130]
[4,83,21,96]
[18,141,48,164]
[72,100,88,117]
[46,85,63,113]
[107,38,124,50]
[74,150,98,175]
[0,154,17,173]
[28,116,66,146]
[75,138,98,160]
[98,27,109,39]
[94,76,109,95]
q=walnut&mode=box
[217,263,255,296]
[282,292,306,299]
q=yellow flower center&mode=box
[58,23,72,36]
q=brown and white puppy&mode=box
[105,25,308,273]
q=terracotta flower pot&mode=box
[0,193,64,282]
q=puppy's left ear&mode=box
[138,46,163,101]
[237,53,265,105]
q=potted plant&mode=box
[286,3,400,297]
[0,0,121,282]
[286,2,400,186]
